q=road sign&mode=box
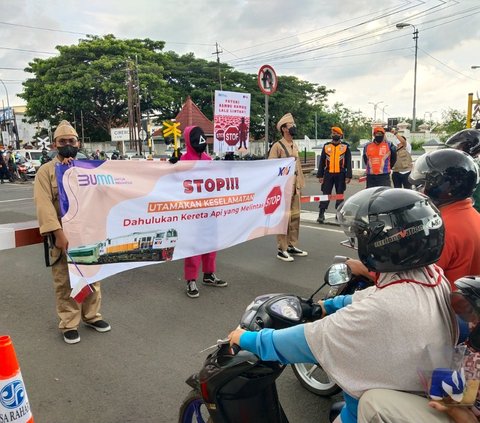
[264,186,282,215]
[162,121,182,138]
[139,129,147,141]
[224,126,239,146]
[110,128,130,142]
[258,65,278,96]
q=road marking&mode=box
[301,224,343,233]
[0,197,33,203]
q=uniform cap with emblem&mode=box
[53,120,78,141]
[331,127,343,136]
[276,113,295,132]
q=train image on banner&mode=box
[67,229,178,265]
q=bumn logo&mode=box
[77,174,116,187]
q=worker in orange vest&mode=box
[316,127,352,223]
[363,127,397,188]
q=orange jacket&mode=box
[363,141,397,175]
[317,142,352,178]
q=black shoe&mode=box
[203,273,228,287]
[85,320,111,333]
[317,210,325,224]
[186,280,200,298]
[63,330,80,344]
[287,246,308,257]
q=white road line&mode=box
[301,224,343,233]
[0,197,33,203]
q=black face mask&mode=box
[57,145,78,158]
[190,127,207,154]
[374,135,384,143]
[288,126,297,137]
[332,135,341,142]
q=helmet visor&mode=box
[336,187,389,238]
[408,153,430,187]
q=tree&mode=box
[438,108,466,139]
[21,35,173,139]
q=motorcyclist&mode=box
[358,276,480,423]
[408,149,480,288]
[229,187,457,423]
[445,129,480,213]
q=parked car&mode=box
[16,149,45,170]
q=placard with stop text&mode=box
[213,90,251,155]
[56,158,294,297]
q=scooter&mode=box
[179,258,372,423]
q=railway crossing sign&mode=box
[163,121,182,138]
[257,65,278,96]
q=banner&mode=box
[56,158,295,297]
[213,90,251,155]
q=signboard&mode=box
[162,121,181,138]
[110,128,130,142]
[139,129,147,141]
[257,65,278,95]
[213,90,251,155]
[0,107,13,123]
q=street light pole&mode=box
[381,104,389,122]
[368,101,383,121]
[396,23,418,132]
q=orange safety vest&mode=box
[364,141,392,175]
[324,143,348,173]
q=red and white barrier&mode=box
[300,194,344,203]
[358,175,367,183]
[0,221,42,251]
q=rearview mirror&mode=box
[325,263,352,286]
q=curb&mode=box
[300,210,340,227]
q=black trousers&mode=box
[392,171,412,189]
[366,173,391,188]
[319,172,346,211]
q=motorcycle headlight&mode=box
[268,297,302,322]
[245,293,282,312]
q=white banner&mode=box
[213,90,251,155]
[56,158,295,297]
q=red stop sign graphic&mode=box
[224,126,239,146]
[216,128,225,141]
[264,186,282,215]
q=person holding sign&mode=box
[268,113,308,262]
[179,125,228,298]
[34,120,111,344]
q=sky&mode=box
[1,0,480,125]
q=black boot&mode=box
[317,209,325,223]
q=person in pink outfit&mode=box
[180,125,228,298]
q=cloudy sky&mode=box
[1,0,480,124]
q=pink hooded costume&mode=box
[180,126,216,280]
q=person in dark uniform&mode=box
[316,127,352,223]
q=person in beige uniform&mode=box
[268,113,308,262]
[34,120,111,344]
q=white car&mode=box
[16,149,45,170]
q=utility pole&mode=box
[134,55,142,155]
[212,42,223,90]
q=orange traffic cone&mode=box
[0,336,34,422]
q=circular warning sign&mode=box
[257,64,278,96]
[264,186,282,215]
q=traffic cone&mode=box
[0,336,34,422]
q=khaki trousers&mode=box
[277,190,300,251]
[358,389,453,423]
[51,255,102,331]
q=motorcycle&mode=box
[179,257,373,423]
[17,160,36,181]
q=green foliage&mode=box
[20,34,374,144]
[437,109,467,140]
[410,140,424,151]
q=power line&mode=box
[0,46,55,55]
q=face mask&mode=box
[57,145,78,158]
[190,127,207,154]
[332,135,341,142]
[288,126,297,137]
[374,135,384,143]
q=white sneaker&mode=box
[277,250,294,262]
[287,246,308,257]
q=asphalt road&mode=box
[0,175,364,423]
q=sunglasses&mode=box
[451,292,480,351]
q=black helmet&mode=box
[409,149,478,207]
[445,129,480,157]
[452,276,480,351]
[337,187,444,272]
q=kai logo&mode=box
[77,174,116,187]
[278,166,291,176]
